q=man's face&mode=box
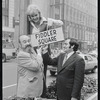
[20,36,32,51]
[29,9,40,23]
[62,39,71,53]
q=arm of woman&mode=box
[48,18,63,28]
[42,52,58,66]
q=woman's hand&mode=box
[41,45,48,54]
[36,46,42,55]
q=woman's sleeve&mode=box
[42,52,58,66]
[48,18,63,28]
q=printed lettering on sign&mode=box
[30,27,64,47]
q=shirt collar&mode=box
[40,17,47,25]
[67,51,74,59]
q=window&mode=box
[66,5,68,19]
[2,0,9,26]
[2,0,5,8]
[55,0,60,4]
[13,17,15,28]
[2,15,9,26]
[70,7,72,21]
[71,8,74,22]
[2,0,9,9]
[74,9,77,23]
[66,5,70,21]
[55,5,60,15]
[87,15,90,27]
[50,6,54,18]
[72,9,75,22]
[76,10,79,22]
[80,12,82,23]
[82,26,85,40]
[55,14,60,19]
[79,11,81,23]
[86,15,88,26]
[55,5,60,19]
[68,7,71,21]
[75,27,78,39]
[3,42,15,49]
[82,13,85,25]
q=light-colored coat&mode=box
[17,50,44,98]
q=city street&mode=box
[3,58,98,99]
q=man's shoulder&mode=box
[75,53,84,60]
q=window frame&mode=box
[2,0,9,27]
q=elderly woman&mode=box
[26,4,63,98]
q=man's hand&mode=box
[71,97,77,100]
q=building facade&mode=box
[49,0,97,52]
[2,0,15,40]
[14,0,97,52]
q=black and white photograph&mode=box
[2,0,98,100]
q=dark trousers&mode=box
[57,88,81,100]
[41,64,47,98]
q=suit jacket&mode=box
[17,50,44,98]
[42,52,85,100]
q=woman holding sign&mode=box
[26,4,63,98]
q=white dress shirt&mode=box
[67,51,74,60]
[62,51,74,65]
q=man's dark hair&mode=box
[69,38,79,51]
[65,38,79,51]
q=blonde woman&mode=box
[26,4,63,34]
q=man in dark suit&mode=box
[42,38,85,100]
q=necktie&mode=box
[62,54,68,65]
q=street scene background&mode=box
[2,0,98,100]
[3,58,98,99]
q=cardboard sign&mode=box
[30,27,64,47]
